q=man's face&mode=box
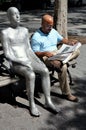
[42,21,53,34]
[9,8,20,25]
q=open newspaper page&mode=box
[48,42,81,64]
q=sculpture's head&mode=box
[7,7,20,27]
[41,14,54,34]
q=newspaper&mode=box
[48,42,81,64]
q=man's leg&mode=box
[44,59,70,94]
[44,59,78,102]
[58,64,71,95]
[69,49,80,61]
[58,64,78,102]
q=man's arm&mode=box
[34,38,77,58]
[31,37,54,58]
[61,38,78,46]
[35,51,54,58]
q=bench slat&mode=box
[0,76,19,87]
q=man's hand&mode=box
[68,40,78,46]
[43,51,54,57]
[61,38,78,46]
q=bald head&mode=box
[42,14,53,25]
[41,14,54,34]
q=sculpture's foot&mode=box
[44,101,60,114]
[30,106,41,117]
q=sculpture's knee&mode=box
[30,72,35,80]
[41,67,49,76]
[26,71,35,81]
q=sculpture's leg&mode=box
[40,67,59,113]
[25,70,41,117]
[32,58,60,113]
[13,65,41,117]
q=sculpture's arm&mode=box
[26,30,43,63]
[1,31,12,60]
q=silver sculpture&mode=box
[1,7,58,117]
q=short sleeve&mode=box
[31,39,40,52]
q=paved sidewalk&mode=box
[0,6,86,130]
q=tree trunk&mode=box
[54,0,68,38]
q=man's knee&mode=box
[72,49,80,59]
[61,64,67,72]
[76,49,80,57]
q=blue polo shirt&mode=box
[31,28,63,52]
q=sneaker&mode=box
[62,94,78,102]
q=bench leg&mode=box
[67,68,74,85]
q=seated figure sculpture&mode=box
[1,7,58,117]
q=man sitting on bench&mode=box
[31,14,80,102]
[1,7,58,117]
